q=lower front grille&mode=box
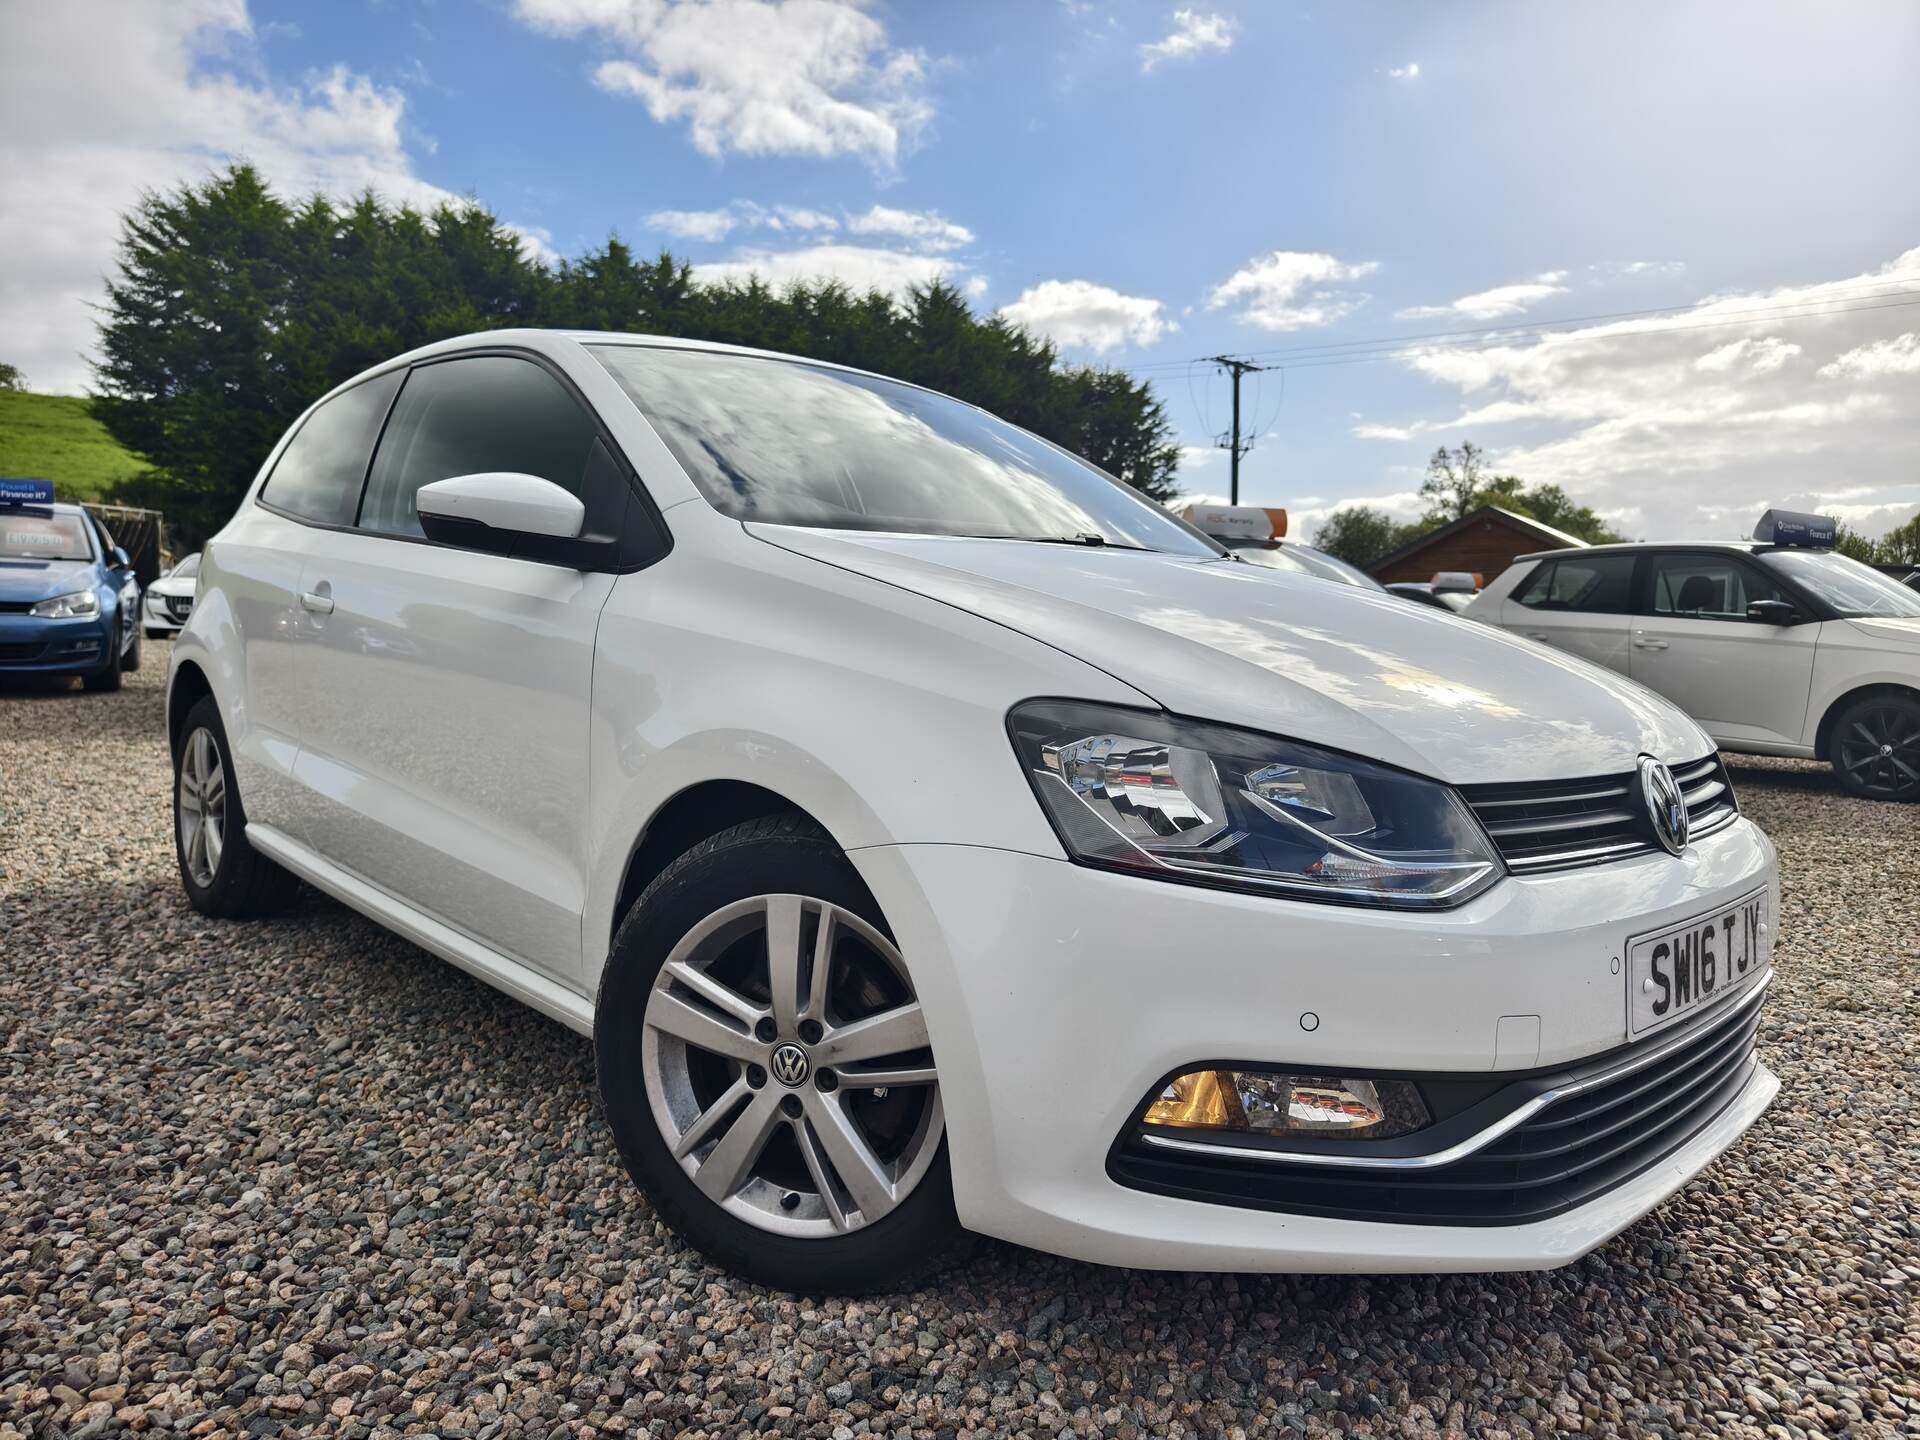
[1461,753,1739,874]
[166,596,192,619]
[1109,980,1766,1226]
[0,641,48,661]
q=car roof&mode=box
[318,327,956,412]
[1509,539,1779,563]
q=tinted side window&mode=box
[258,371,403,526]
[1514,554,1635,614]
[1650,554,1787,621]
[359,356,601,538]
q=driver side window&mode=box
[1649,554,1788,621]
[359,355,611,539]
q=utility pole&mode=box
[1205,355,1271,504]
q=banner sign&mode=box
[0,478,55,506]
[1752,509,1836,548]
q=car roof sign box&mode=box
[1179,503,1287,543]
[1752,508,1836,548]
[0,478,55,508]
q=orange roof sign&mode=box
[1180,503,1288,542]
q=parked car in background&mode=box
[169,330,1780,1293]
[143,553,201,638]
[0,487,142,690]
[1467,512,1920,800]
[1388,572,1480,614]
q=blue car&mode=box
[0,496,143,690]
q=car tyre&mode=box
[122,627,142,673]
[173,695,300,916]
[1828,693,1920,801]
[82,628,123,692]
[596,814,969,1295]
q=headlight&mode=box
[1008,700,1501,908]
[30,589,99,618]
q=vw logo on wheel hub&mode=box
[1637,755,1690,856]
[769,1042,811,1087]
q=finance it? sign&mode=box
[0,478,55,506]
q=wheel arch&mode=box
[167,658,214,758]
[607,780,837,954]
[1815,681,1920,758]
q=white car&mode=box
[168,331,1780,1293]
[1468,539,1920,801]
[142,553,200,638]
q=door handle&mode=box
[1633,635,1668,650]
[300,589,335,615]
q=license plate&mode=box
[1627,890,1770,1038]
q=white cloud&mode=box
[1591,259,1686,279]
[1373,245,1920,539]
[646,206,741,241]
[514,0,931,169]
[999,280,1176,354]
[1388,62,1420,80]
[1140,9,1235,71]
[1207,250,1380,331]
[1398,271,1569,322]
[846,204,973,251]
[1693,336,1800,374]
[1820,331,1920,379]
[643,200,849,243]
[691,243,962,299]
[0,0,521,395]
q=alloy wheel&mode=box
[641,894,943,1238]
[177,726,227,887]
[1837,704,1920,799]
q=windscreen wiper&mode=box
[953,532,1151,551]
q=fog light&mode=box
[1143,1069,1429,1140]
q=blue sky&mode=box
[3,0,1917,539]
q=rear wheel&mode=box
[1829,693,1920,801]
[173,696,300,916]
[596,815,966,1294]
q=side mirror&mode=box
[415,472,586,556]
[1746,599,1798,625]
[111,546,131,570]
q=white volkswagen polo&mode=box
[168,331,1779,1293]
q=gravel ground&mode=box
[3,650,1917,1440]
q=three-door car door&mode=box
[286,354,624,981]
[1627,551,1819,748]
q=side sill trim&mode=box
[1137,970,1770,1174]
[246,823,596,1038]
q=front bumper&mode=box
[0,614,115,673]
[143,592,187,633]
[853,815,1779,1271]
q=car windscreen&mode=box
[590,345,1220,556]
[1759,550,1920,619]
[171,554,201,579]
[1230,541,1379,588]
[1,511,93,561]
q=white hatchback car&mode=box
[142,552,199,638]
[169,331,1780,1293]
[1468,540,1920,801]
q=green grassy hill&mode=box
[0,391,146,502]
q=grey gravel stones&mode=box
[3,656,1917,1437]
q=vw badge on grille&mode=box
[1638,755,1690,856]
[770,1042,810,1086]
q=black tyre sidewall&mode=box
[596,821,963,1295]
[1830,695,1920,801]
[173,696,295,916]
[83,628,123,691]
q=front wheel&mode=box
[81,629,123,692]
[1829,694,1920,801]
[596,815,966,1294]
